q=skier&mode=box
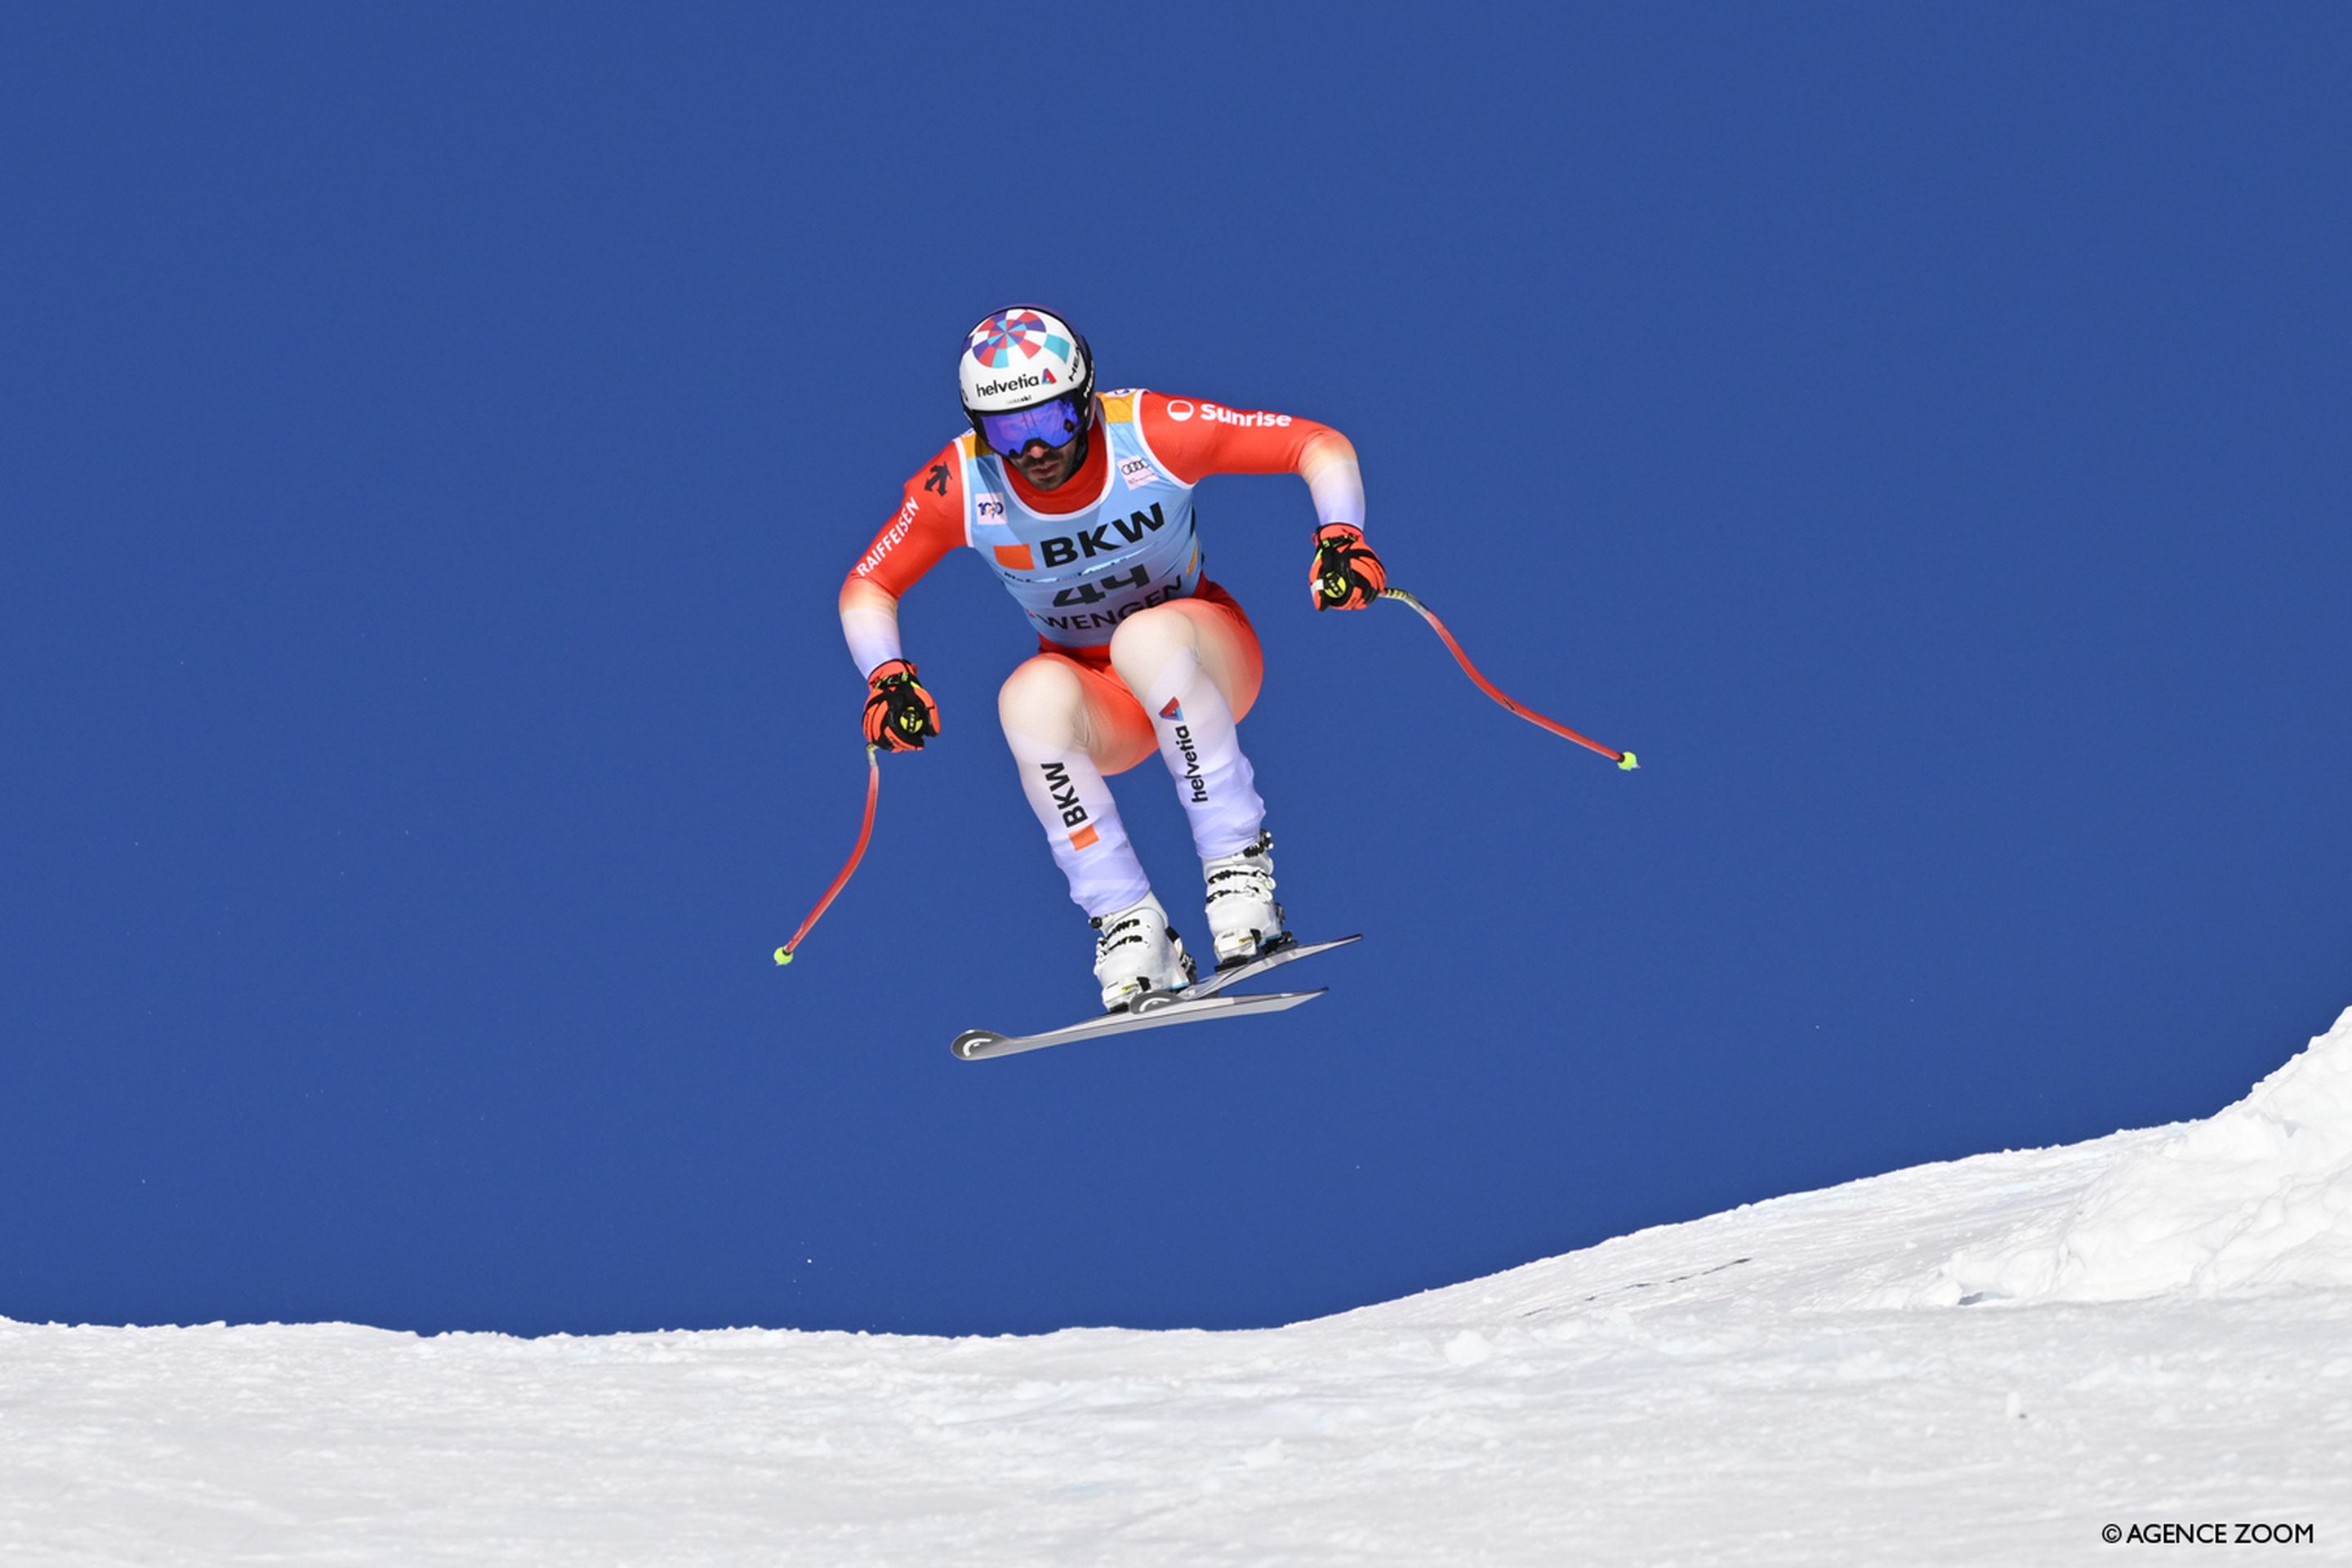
[840,305,1388,1013]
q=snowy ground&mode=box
[7,1011,2351,1566]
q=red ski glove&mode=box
[1310,523,1388,611]
[862,659,940,751]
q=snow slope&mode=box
[7,1010,2351,1566]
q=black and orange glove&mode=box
[1310,523,1388,611]
[862,659,940,751]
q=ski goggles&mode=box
[978,394,1087,454]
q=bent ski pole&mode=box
[1379,588,1639,771]
[774,744,883,965]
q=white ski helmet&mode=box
[959,305,1094,429]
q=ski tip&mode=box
[951,1029,1005,1060]
[773,946,794,967]
[1617,750,1640,772]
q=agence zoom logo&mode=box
[2102,1522,2315,1545]
[1162,399,1290,429]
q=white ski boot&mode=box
[1203,830,1288,970]
[1091,893,1197,1013]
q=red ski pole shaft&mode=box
[1379,588,1639,770]
[773,745,883,965]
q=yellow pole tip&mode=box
[1618,751,1640,772]
[773,947,794,966]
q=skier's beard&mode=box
[1008,424,1088,492]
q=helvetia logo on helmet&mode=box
[973,372,1043,399]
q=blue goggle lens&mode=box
[979,395,1085,454]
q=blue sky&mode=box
[4,3,2347,1337]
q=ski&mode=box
[1163,933,1363,1003]
[952,988,1325,1061]
[950,934,1363,1062]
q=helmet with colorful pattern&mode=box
[959,305,1095,452]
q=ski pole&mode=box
[1379,588,1639,770]
[773,744,883,965]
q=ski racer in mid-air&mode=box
[840,305,1388,1013]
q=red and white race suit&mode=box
[840,390,1365,918]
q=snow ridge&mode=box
[1918,1004,2352,1304]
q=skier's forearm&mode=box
[1297,428,1365,534]
[840,577,905,679]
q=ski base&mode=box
[951,934,1362,1062]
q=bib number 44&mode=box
[1051,565,1151,608]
